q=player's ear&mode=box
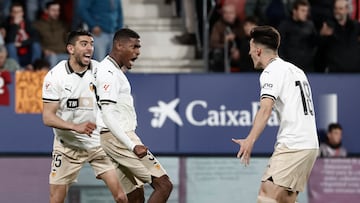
[66,44,74,55]
[257,47,261,56]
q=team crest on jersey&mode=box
[89,82,95,92]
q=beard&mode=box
[75,55,89,67]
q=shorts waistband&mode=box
[100,130,110,135]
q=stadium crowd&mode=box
[173,0,360,73]
[0,0,360,73]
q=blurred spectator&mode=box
[0,68,11,106]
[77,0,123,61]
[0,30,4,45]
[172,0,197,45]
[33,1,68,68]
[0,44,21,71]
[209,4,243,72]
[32,58,50,71]
[24,0,50,22]
[0,0,11,23]
[221,0,247,22]
[278,0,317,72]
[58,0,78,30]
[1,2,42,68]
[245,0,288,27]
[350,0,360,21]
[237,16,259,72]
[309,0,334,31]
[316,0,360,72]
[320,123,347,157]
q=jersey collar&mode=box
[65,60,92,77]
[107,56,122,70]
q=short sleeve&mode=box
[96,67,118,104]
[42,70,60,102]
[259,68,283,101]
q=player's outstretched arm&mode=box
[232,97,274,166]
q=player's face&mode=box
[70,36,94,67]
[249,39,262,70]
[120,38,141,70]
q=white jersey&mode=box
[260,58,319,149]
[42,60,101,149]
[95,56,137,132]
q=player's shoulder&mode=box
[97,57,116,73]
[51,60,67,71]
[90,59,100,66]
[45,60,68,78]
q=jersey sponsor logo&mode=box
[66,97,94,108]
[149,98,183,128]
[103,84,110,92]
[148,98,279,128]
[67,99,79,108]
[44,82,51,91]
[262,83,273,89]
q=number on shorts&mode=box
[295,80,314,116]
[52,154,62,168]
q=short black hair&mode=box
[113,28,140,43]
[328,123,342,132]
[250,25,280,50]
[66,29,93,45]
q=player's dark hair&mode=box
[250,25,280,50]
[66,29,93,45]
[113,28,140,43]
[328,123,342,132]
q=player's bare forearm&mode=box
[42,102,95,136]
[42,102,76,130]
[247,98,274,142]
